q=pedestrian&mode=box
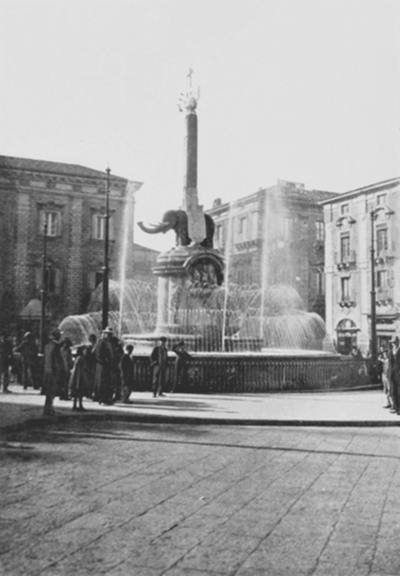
[171,340,192,393]
[43,328,65,416]
[85,334,97,398]
[15,332,38,389]
[119,344,134,403]
[94,327,114,405]
[150,336,168,397]
[110,335,124,402]
[0,335,13,393]
[351,345,363,359]
[390,337,400,414]
[11,336,22,385]
[59,337,73,400]
[69,346,87,411]
[379,348,392,409]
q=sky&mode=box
[1,0,400,251]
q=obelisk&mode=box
[180,69,206,245]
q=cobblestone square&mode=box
[2,419,400,575]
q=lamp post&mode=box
[369,209,377,368]
[102,167,111,330]
[40,220,48,353]
[369,203,394,378]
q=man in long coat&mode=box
[150,337,168,397]
[390,336,400,414]
[171,340,191,393]
[94,327,114,405]
[43,328,65,416]
[119,344,134,403]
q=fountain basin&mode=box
[128,350,369,394]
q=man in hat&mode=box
[119,344,135,403]
[150,337,168,397]
[94,327,114,405]
[16,331,38,390]
[171,340,192,393]
[43,328,65,416]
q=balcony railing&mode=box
[335,250,357,270]
[375,247,396,264]
[376,288,393,306]
[338,294,356,308]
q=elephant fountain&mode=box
[138,209,215,249]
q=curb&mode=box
[1,410,400,432]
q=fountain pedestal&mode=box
[145,245,224,348]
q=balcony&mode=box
[375,245,396,264]
[234,238,262,251]
[376,288,393,307]
[338,293,357,308]
[335,250,357,271]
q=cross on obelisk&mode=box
[180,69,206,245]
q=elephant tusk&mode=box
[137,221,170,234]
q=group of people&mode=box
[150,336,191,397]
[378,336,400,414]
[42,327,130,416]
[1,327,192,416]
[43,330,192,415]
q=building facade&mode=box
[322,178,400,354]
[0,155,146,335]
[207,180,336,317]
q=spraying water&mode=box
[221,201,235,350]
[118,181,137,337]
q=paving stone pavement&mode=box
[2,419,400,575]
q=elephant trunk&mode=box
[138,221,170,234]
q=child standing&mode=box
[70,346,87,411]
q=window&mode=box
[88,271,103,290]
[92,213,114,240]
[341,277,350,300]
[39,210,61,236]
[252,211,259,239]
[377,193,387,206]
[376,227,388,254]
[340,204,349,215]
[278,217,291,239]
[340,234,350,261]
[377,270,387,289]
[215,224,224,245]
[315,221,324,242]
[35,265,61,293]
[93,214,105,240]
[238,216,247,238]
[316,270,324,295]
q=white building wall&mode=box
[324,182,400,354]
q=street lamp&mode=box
[102,167,111,329]
[369,204,394,376]
[369,209,378,369]
[40,220,48,353]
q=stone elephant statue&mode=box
[138,209,215,249]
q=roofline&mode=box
[207,183,335,214]
[0,155,129,182]
[320,177,400,205]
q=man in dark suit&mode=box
[150,337,168,397]
[390,336,400,414]
[171,340,192,393]
[119,344,134,403]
